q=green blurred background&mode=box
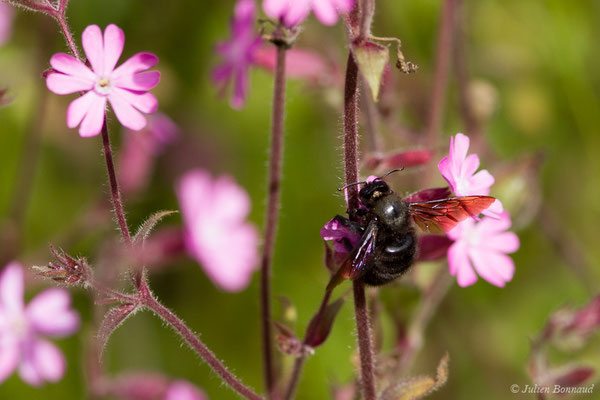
[1,0,599,399]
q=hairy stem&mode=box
[141,292,264,400]
[353,281,376,399]
[425,0,457,147]
[100,123,134,248]
[283,289,333,400]
[54,12,82,61]
[261,42,288,399]
[343,49,377,399]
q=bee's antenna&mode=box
[378,167,405,180]
[337,181,365,191]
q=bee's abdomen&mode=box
[360,229,417,286]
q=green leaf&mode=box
[381,353,449,400]
[133,210,177,246]
[352,41,389,102]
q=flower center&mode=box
[10,314,29,338]
[94,76,113,96]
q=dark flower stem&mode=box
[353,281,376,400]
[140,291,264,400]
[260,41,288,399]
[344,48,377,399]
[425,0,457,147]
[100,122,133,249]
[283,289,333,400]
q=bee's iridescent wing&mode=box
[407,196,495,233]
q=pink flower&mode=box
[164,380,207,400]
[0,262,80,386]
[438,133,503,216]
[46,24,160,137]
[0,3,14,46]
[177,169,259,292]
[446,212,519,287]
[263,0,355,27]
[119,113,178,196]
[213,0,262,109]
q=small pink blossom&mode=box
[177,169,259,292]
[46,24,160,137]
[321,216,362,256]
[164,380,207,400]
[119,113,178,196]
[0,3,14,46]
[438,133,503,216]
[213,0,262,109]
[446,212,519,287]
[263,0,355,27]
[0,262,80,386]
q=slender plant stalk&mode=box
[425,0,457,147]
[260,42,288,399]
[343,48,377,399]
[282,289,333,400]
[140,292,264,400]
[353,281,376,400]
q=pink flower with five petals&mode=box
[177,169,259,292]
[46,24,160,137]
[447,212,519,287]
[263,0,355,27]
[0,262,80,386]
[438,133,503,216]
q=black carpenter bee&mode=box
[327,170,495,289]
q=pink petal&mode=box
[449,133,470,173]
[0,4,14,47]
[108,90,148,131]
[102,24,124,74]
[111,87,158,113]
[177,170,212,223]
[19,339,65,386]
[201,224,258,292]
[475,211,512,235]
[113,70,160,91]
[49,53,95,81]
[468,169,494,194]
[469,249,515,287]
[481,232,520,254]
[78,94,107,137]
[482,199,503,218]
[46,73,94,95]
[231,69,248,109]
[333,0,354,13]
[212,175,251,222]
[111,52,158,80]
[263,0,289,19]
[26,288,80,337]
[437,156,456,191]
[66,91,97,129]
[81,24,105,75]
[311,0,338,25]
[165,380,207,400]
[447,242,477,287]
[461,154,480,180]
[283,0,311,26]
[0,262,24,314]
[0,333,19,384]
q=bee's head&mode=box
[359,180,391,209]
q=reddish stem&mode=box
[260,42,287,399]
[343,49,377,399]
[141,293,264,400]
